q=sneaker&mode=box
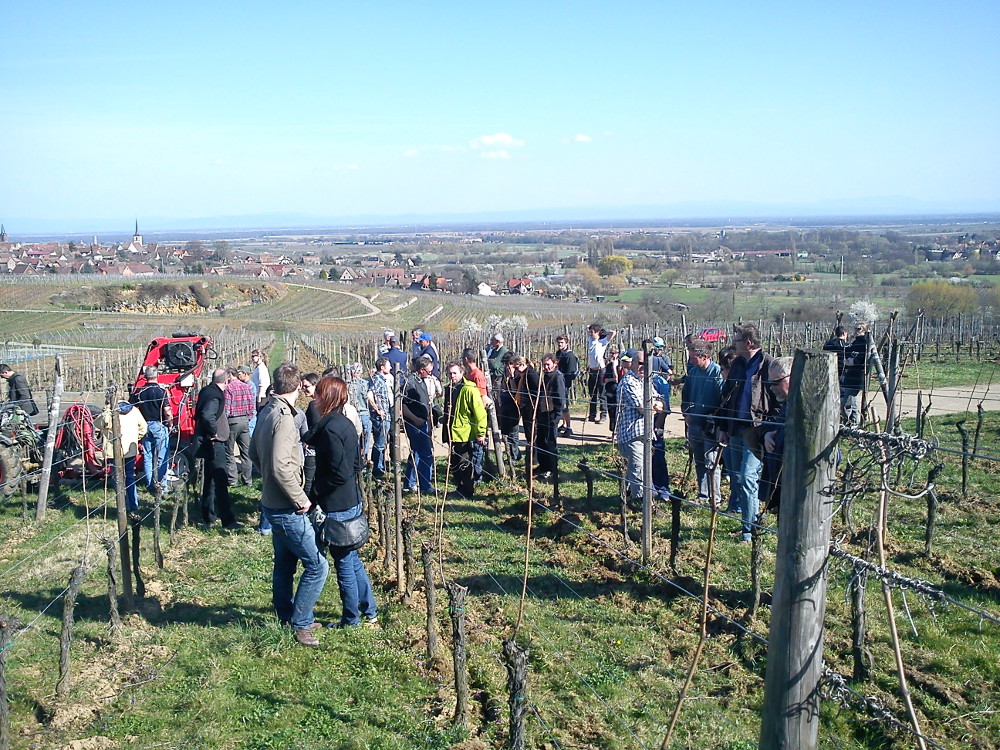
[294,628,320,646]
[362,616,378,629]
[563,427,573,437]
[223,522,245,532]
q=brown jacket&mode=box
[248,395,310,511]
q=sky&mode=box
[2,0,999,233]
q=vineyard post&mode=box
[109,387,135,611]
[101,537,123,640]
[0,613,18,750]
[641,339,653,563]
[402,517,415,604]
[422,542,439,661]
[447,581,470,728]
[152,442,164,569]
[131,515,146,599]
[393,375,403,586]
[760,349,838,750]
[35,355,64,522]
[503,638,529,750]
[481,348,506,480]
[55,563,87,699]
[850,569,872,681]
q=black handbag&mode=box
[322,510,370,551]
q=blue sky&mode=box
[2,1,998,231]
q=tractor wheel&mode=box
[0,443,24,498]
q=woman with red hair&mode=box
[305,376,378,628]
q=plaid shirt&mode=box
[614,370,645,445]
[371,372,393,415]
[225,379,256,418]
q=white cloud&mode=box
[479,150,511,160]
[404,148,419,158]
[470,133,524,150]
[574,134,592,143]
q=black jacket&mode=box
[842,335,870,391]
[304,412,363,513]
[822,337,848,377]
[194,383,230,456]
[5,372,38,416]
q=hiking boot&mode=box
[294,628,320,646]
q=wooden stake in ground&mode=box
[446,582,470,728]
[108,387,135,611]
[503,639,529,750]
[0,614,20,750]
[402,517,415,604]
[152,442,164,569]
[759,349,838,750]
[131,515,146,599]
[56,563,87,699]
[421,542,439,661]
[101,537,122,640]
[35,355,64,522]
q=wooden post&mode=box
[35,356,64,521]
[153,442,164,569]
[956,420,970,500]
[402,517,415,604]
[56,563,87,699]
[641,341,653,563]
[422,542,439,661]
[131,516,146,599]
[0,614,19,750]
[109,389,134,610]
[446,581,470,728]
[503,639,529,750]
[759,349,838,750]
[102,537,122,640]
[850,569,872,681]
[391,375,402,574]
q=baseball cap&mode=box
[652,336,665,348]
[236,365,252,375]
[418,332,433,342]
[620,348,639,362]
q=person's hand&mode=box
[476,436,487,445]
[764,431,777,454]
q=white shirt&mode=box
[252,362,270,400]
[587,336,610,369]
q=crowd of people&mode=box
[3,321,872,646]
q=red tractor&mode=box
[54,332,215,484]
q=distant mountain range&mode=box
[6,198,999,240]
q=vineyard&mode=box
[1,286,1000,748]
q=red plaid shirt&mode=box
[225,380,256,418]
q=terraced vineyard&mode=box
[223,283,374,323]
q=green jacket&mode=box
[445,379,488,443]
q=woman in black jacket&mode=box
[305,376,377,629]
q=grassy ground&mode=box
[1,409,998,749]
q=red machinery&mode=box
[132,333,215,442]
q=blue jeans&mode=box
[141,420,170,491]
[688,423,721,506]
[359,412,373,466]
[111,457,140,512]
[328,503,377,626]
[404,420,433,492]
[729,429,763,541]
[371,414,390,476]
[263,507,330,630]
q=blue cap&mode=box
[418,332,433,341]
[621,348,639,361]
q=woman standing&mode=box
[305,376,378,629]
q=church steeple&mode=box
[0,224,7,243]
[132,220,142,247]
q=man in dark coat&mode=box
[194,368,238,529]
[0,364,39,416]
[841,322,871,427]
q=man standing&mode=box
[555,335,579,436]
[841,322,871,427]
[96,400,147,516]
[760,357,793,515]
[249,362,328,646]
[442,362,488,499]
[614,349,647,503]
[718,325,775,543]
[681,343,723,507]
[383,337,408,378]
[369,357,393,479]
[586,324,615,423]
[486,333,508,388]
[224,365,256,487]
[131,365,173,492]
[416,333,440,377]
[535,354,567,480]
[401,356,436,494]
[194,369,238,529]
[234,365,259,434]
[823,325,849,424]
[461,349,490,484]
[0,364,38,416]
[250,350,270,409]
